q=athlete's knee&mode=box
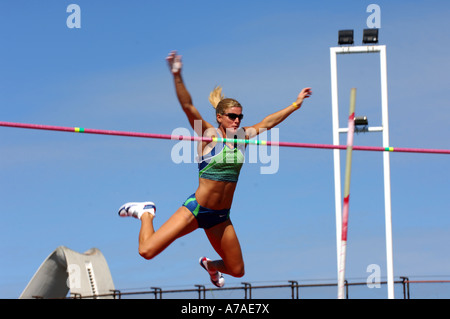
[229,263,245,278]
[138,245,159,260]
[139,248,153,260]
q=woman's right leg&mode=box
[138,206,198,260]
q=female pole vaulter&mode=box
[118,51,312,287]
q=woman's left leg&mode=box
[204,220,245,278]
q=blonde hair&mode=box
[208,86,242,124]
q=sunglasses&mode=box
[224,113,244,121]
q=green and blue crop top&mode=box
[198,139,245,182]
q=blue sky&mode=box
[1,0,449,299]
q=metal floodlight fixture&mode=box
[354,116,368,126]
[363,28,379,44]
[338,30,354,45]
[354,116,369,133]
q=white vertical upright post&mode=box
[330,47,343,270]
[379,46,395,299]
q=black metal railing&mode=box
[60,276,450,299]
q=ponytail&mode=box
[208,86,225,109]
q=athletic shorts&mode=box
[182,193,230,229]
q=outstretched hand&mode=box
[295,87,312,105]
[166,50,182,74]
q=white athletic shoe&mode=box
[118,202,156,219]
[199,257,225,288]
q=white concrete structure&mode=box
[20,246,115,299]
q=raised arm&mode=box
[245,87,312,138]
[166,51,213,136]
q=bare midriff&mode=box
[195,177,237,210]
